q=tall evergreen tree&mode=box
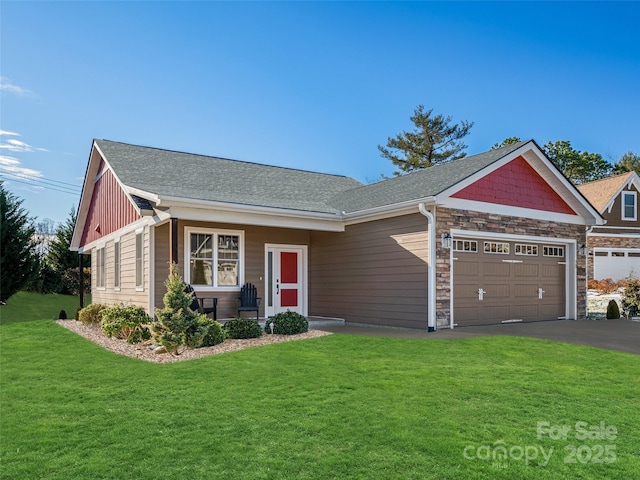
[378,105,474,175]
[47,207,79,273]
[0,182,39,303]
[491,137,523,150]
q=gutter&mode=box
[418,203,437,332]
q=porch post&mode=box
[170,218,179,265]
[78,253,85,308]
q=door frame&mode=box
[264,244,308,317]
[449,229,576,328]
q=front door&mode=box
[265,245,307,317]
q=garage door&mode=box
[593,249,640,281]
[453,238,566,326]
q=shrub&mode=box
[224,317,262,339]
[78,303,107,325]
[200,317,225,346]
[100,304,152,344]
[58,309,67,320]
[152,263,209,354]
[606,300,621,319]
[622,280,640,318]
[74,306,81,320]
[264,310,308,335]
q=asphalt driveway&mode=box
[315,319,640,355]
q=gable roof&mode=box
[94,139,364,215]
[330,141,529,213]
[73,138,604,249]
[577,171,638,212]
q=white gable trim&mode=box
[437,141,603,224]
[602,172,640,213]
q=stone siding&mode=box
[434,206,587,327]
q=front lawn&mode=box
[1,319,638,479]
[0,291,89,325]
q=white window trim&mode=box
[135,228,144,291]
[96,244,106,291]
[113,238,121,291]
[184,226,245,291]
[622,191,637,221]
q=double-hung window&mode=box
[622,191,637,221]
[135,229,144,290]
[96,246,106,289]
[114,239,121,290]
[186,228,243,289]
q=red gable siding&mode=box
[451,156,576,214]
[80,168,141,245]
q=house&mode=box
[577,171,640,281]
[70,139,603,329]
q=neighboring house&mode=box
[71,139,603,330]
[577,171,640,281]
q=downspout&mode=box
[418,203,436,332]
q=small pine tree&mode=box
[606,300,620,319]
[152,263,211,354]
[58,309,67,320]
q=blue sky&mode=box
[1,1,638,225]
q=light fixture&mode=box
[441,233,452,249]
[579,244,587,256]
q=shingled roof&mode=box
[96,139,531,216]
[95,140,363,214]
[577,171,635,212]
[330,140,529,213]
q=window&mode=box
[543,246,564,257]
[453,240,478,252]
[515,244,538,256]
[114,240,121,290]
[622,191,637,221]
[135,230,144,290]
[186,228,243,288]
[484,241,510,254]
[96,246,105,289]
[611,251,625,257]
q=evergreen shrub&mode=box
[224,317,262,339]
[264,310,308,335]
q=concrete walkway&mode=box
[314,319,640,355]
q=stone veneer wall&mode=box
[586,232,640,280]
[434,206,588,328]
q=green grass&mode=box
[1,318,638,479]
[0,291,90,325]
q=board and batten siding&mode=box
[309,213,430,329]
[91,226,150,310]
[153,220,310,319]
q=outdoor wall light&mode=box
[441,233,452,249]
[579,244,587,256]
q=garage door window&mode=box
[453,240,478,252]
[484,241,509,254]
[543,246,564,257]
[515,244,538,256]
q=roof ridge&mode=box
[578,170,634,187]
[95,139,355,180]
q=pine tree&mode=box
[378,105,474,175]
[0,182,39,303]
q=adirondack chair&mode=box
[185,285,218,321]
[237,283,261,320]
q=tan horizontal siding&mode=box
[310,213,430,329]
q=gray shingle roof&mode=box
[95,139,529,216]
[95,140,363,214]
[330,140,529,213]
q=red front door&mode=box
[266,246,306,316]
